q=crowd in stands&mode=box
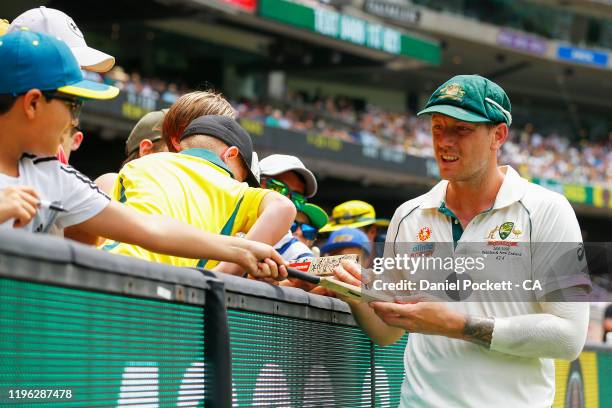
[236,95,612,188]
[94,67,611,188]
[84,66,188,104]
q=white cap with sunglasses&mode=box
[258,154,317,198]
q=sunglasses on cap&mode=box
[42,91,83,125]
[262,177,307,210]
[291,221,317,241]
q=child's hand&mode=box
[0,186,40,228]
[240,240,288,281]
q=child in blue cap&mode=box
[321,227,370,268]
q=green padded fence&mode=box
[0,278,206,407]
[228,309,372,407]
[373,336,408,407]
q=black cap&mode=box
[605,304,612,319]
[181,115,259,187]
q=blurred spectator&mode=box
[162,83,179,104]
[321,227,371,268]
[95,109,168,196]
[105,66,130,89]
[320,200,386,267]
[259,154,318,261]
[293,203,328,252]
[500,125,611,186]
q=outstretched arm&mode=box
[214,191,296,278]
[244,191,296,244]
[74,201,287,278]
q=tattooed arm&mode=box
[461,303,587,361]
[369,299,586,361]
[463,315,495,348]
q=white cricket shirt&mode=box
[0,154,110,234]
[384,166,585,408]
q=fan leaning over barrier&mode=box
[99,114,295,279]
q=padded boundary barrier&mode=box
[0,229,611,407]
[0,230,227,407]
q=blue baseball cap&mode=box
[321,227,371,256]
[0,30,118,99]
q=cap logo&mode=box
[333,234,353,243]
[438,83,465,102]
[66,17,83,38]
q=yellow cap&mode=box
[319,200,378,233]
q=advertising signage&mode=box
[497,29,547,55]
[364,0,421,25]
[557,45,609,67]
[259,0,440,65]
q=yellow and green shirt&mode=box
[101,149,269,268]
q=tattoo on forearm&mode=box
[463,315,494,348]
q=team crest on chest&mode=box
[498,222,514,240]
[485,221,523,246]
[417,226,432,242]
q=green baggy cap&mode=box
[417,74,512,125]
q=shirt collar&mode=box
[420,179,449,209]
[492,166,528,209]
[179,148,234,178]
[420,166,527,210]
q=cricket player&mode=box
[333,75,590,407]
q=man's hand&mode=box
[369,301,467,339]
[332,259,405,346]
[0,186,40,228]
